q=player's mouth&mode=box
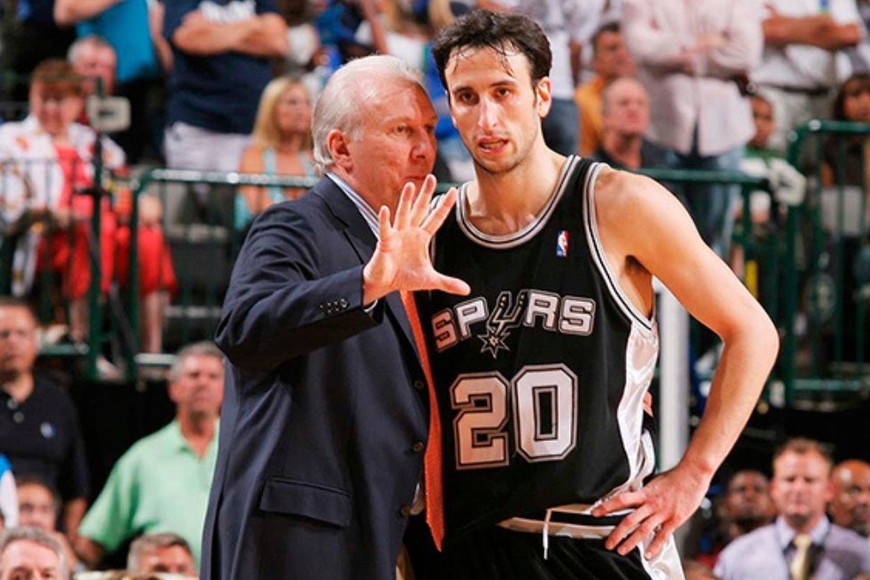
[477,137,509,153]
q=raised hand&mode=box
[362,174,471,304]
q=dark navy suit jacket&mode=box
[201,177,430,579]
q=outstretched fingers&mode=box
[432,272,471,296]
[422,187,458,236]
[410,174,437,226]
[395,181,415,231]
[377,205,392,242]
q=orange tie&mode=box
[400,290,445,551]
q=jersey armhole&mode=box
[583,163,655,333]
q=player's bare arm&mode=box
[591,170,779,559]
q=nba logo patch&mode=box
[556,230,569,257]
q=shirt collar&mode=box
[327,173,380,239]
[168,419,219,457]
[775,515,831,549]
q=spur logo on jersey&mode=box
[431,289,596,356]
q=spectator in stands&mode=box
[624,0,762,258]
[747,94,779,160]
[162,0,289,177]
[127,533,195,576]
[819,73,870,362]
[0,527,67,580]
[54,0,165,163]
[75,341,223,569]
[720,469,776,541]
[576,22,635,157]
[0,59,177,355]
[0,59,125,344]
[689,469,775,569]
[0,297,89,547]
[114,194,178,354]
[592,76,654,170]
[67,35,117,104]
[69,38,178,353]
[236,76,316,232]
[716,438,870,579]
[16,474,79,570]
[752,0,863,153]
[830,459,870,537]
[734,93,807,279]
[822,73,870,191]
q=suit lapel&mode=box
[316,179,376,265]
[315,179,420,364]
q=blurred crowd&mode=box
[0,0,868,359]
[0,297,223,578]
[0,0,869,578]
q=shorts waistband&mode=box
[498,504,628,540]
[498,517,617,540]
[514,511,625,527]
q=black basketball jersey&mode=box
[422,156,659,542]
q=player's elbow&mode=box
[748,307,780,369]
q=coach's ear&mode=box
[535,76,552,119]
[327,129,353,172]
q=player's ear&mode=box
[534,77,552,119]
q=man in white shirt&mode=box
[752,0,863,151]
[716,438,870,579]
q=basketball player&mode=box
[405,9,779,579]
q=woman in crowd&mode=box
[0,58,175,353]
[235,75,315,231]
[0,59,125,343]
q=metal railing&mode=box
[782,120,870,405]
[126,169,319,375]
[8,157,864,403]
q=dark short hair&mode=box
[432,8,552,91]
[592,21,621,57]
[833,73,870,121]
[15,473,61,511]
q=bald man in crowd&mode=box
[830,460,870,538]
